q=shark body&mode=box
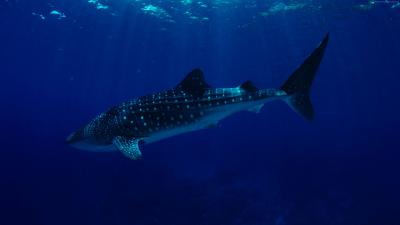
[67,34,329,160]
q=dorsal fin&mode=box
[176,69,210,96]
[239,80,258,92]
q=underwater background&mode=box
[1,0,400,224]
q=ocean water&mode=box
[1,1,400,224]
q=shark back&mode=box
[103,70,281,145]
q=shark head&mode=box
[66,113,116,152]
[66,128,90,149]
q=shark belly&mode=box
[143,100,266,144]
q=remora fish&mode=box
[67,34,329,160]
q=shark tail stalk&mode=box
[280,33,330,121]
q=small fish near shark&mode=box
[67,34,329,160]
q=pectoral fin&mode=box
[113,136,142,160]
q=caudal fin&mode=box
[281,33,329,120]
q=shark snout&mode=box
[66,129,93,150]
[66,128,111,151]
[66,132,77,144]
[66,129,84,145]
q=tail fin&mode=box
[281,33,329,120]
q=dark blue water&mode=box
[1,1,400,224]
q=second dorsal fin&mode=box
[176,68,210,96]
[239,80,258,92]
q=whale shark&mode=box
[67,34,329,160]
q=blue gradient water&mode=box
[1,1,399,224]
